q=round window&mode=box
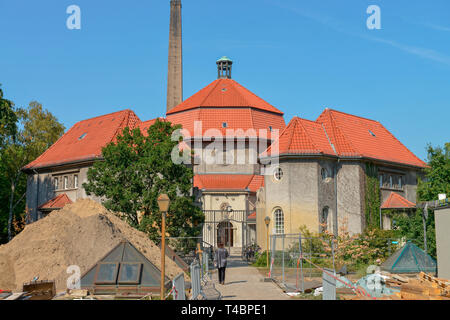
[274,167,283,181]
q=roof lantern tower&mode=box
[217,56,233,79]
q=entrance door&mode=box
[217,221,234,247]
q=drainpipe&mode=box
[33,169,40,222]
[334,160,339,236]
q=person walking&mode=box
[214,243,229,285]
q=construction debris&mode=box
[22,280,56,300]
[341,272,450,300]
[0,199,185,292]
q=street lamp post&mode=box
[264,216,271,269]
[157,194,170,300]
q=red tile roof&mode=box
[194,174,263,192]
[316,109,426,168]
[38,193,73,210]
[23,110,141,170]
[262,117,336,157]
[381,192,416,209]
[167,108,285,138]
[247,175,264,192]
[263,109,426,169]
[136,118,165,135]
[248,211,256,220]
[167,79,284,115]
[166,78,286,138]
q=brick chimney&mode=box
[167,0,183,112]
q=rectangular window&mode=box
[379,175,383,188]
[64,176,68,189]
[95,263,119,285]
[118,263,142,285]
[74,175,78,189]
[54,177,59,190]
[398,176,403,189]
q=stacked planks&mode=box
[339,272,450,300]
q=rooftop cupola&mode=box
[216,56,233,79]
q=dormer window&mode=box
[222,122,228,128]
[78,133,87,140]
[369,130,376,137]
[269,126,273,132]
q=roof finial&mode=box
[216,56,233,79]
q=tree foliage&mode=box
[394,143,449,258]
[83,119,204,243]
[0,91,65,243]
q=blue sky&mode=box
[1,0,449,161]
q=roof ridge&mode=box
[261,118,292,157]
[75,109,133,125]
[200,79,222,107]
[296,118,321,154]
[286,117,298,153]
[327,108,379,123]
[379,122,427,167]
[232,79,284,115]
[327,109,359,156]
[110,110,132,145]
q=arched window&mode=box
[321,207,329,232]
[321,168,329,180]
[274,167,283,181]
[273,208,284,234]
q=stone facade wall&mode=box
[26,163,99,222]
[336,161,365,235]
[193,140,261,175]
[258,159,319,250]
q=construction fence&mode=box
[269,233,407,293]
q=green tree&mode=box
[83,119,204,243]
[1,100,65,242]
[0,85,17,148]
[395,143,450,258]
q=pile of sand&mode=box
[0,199,185,291]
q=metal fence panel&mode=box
[172,273,186,300]
[190,263,201,300]
[322,268,336,300]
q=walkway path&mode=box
[210,255,290,300]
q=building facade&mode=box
[22,0,427,254]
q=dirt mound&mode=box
[0,199,185,291]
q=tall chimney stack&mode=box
[167,0,183,112]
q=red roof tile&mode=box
[166,78,286,138]
[136,118,165,135]
[194,174,263,192]
[381,192,416,209]
[23,110,141,170]
[263,117,336,157]
[167,79,284,115]
[38,193,73,210]
[247,175,264,192]
[263,110,426,168]
[316,109,426,168]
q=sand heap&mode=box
[0,199,185,291]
